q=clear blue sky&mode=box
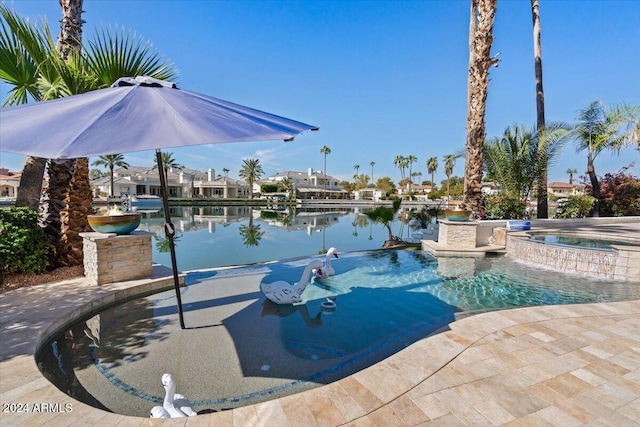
[1,0,638,186]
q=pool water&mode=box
[529,234,640,250]
[36,249,640,417]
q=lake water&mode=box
[137,205,430,271]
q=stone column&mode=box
[81,231,153,285]
[438,220,478,250]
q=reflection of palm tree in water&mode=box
[239,208,264,247]
[261,300,323,328]
[155,232,182,252]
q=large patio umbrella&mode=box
[0,75,318,329]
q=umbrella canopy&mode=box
[0,76,318,158]
[0,76,318,329]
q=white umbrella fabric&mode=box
[0,76,319,328]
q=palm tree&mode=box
[239,158,264,199]
[222,168,230,180]
[531,0,550,218]
[239,210,264,246]
[462,0,498,218]
[153,152,183,192]
[393,155,406,182]
[1,5,178,267]
[427,157,438,189]
[565,168,578,185]
[364,198,402,246]
[484,123,569,201]
[443,154,459,200]
[91,154,129,197]
[407,155,417,183]
[353,164,360,184]
[320,145,331,198]
[278,177,295,199]
[573,101,640,216]
[370,161,375,186]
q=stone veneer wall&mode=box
[438,220,478,250]
[506,234,640,282]
[81,231,153,285]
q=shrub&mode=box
[0,207,49,279]
[554,195,596,218]
[260,184,279,193]
[482,194,526,220]
[597,166,640,217]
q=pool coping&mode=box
[2,263,640,425]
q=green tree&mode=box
[153,152,183,190]
[320,145,331,198]
[573,101,640,216]
[89,169,104,180]
[565,168,578,185]
[278,177,295,199]
[353,164,360,184]
[91,154,129,197]
[427,157,438,190]
[355,174,370,190]
[239,158,264,199]
[393,155,406,182]
[365,198,402,246]
[531,0,551,218]
[376,176,396,194]
[443,154,459,200]
[463,0,498,219]
[484,123,569,204]
[407,155,417,183]
[0,4,178,267]
[370,161,375,186]
[239,209,264,246]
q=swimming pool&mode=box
[529,233,640,251]
[36,249,640,417]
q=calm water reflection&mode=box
[136,205,429,272]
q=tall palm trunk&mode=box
[15,157,47,211]
[40,159,75,266]
[532,0,548,219]
[58,157,93,266]
[586,149,600,217]
[463,0,498,218]
[46,0,91,267]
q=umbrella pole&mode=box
[156,149,186,329]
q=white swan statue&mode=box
[261,259,323,304]
[161,373,197,417]
[150,405,170,418]
[314,247,339,279]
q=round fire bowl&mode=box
[444,209,471,222]
[88,213,141,235]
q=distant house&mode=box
[91,166,249,199]
[353,188,386,202]
[0,168,47,199]
[547,182,584,199]
[0,168,20,198]
[397,183,433,201]
[480,181,501,196]
[257,168,348,199]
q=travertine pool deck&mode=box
[2,220,640,426]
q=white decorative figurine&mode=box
[314,247,339,279]
[261,260,323,304]
[161,373,197,417]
